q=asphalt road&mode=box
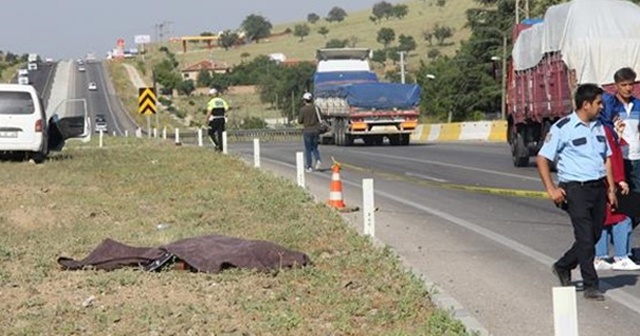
[72,61,139,135]
[228,140,640,336]
[26,62,56,109]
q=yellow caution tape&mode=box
[340,162,548,200]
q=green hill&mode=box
[149,0,478,73]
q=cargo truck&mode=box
[507,0,640,166]
[313,48,420,146]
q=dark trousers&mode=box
[208,118,225,151]
[556,180,606,289]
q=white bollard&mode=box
[99,130,104,148]
[553,287,578,336]
[222,131,228,154]
[296,152,305,187]
[112,131,116,137]
[153,128,158,138]
[253,138,260,168]
[175,128,180,144]
[197,128,203,147]
[124,130,128,137]
[363,178,375,237]
[162,127,167,140]
[135,128,142,138]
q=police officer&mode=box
[204,88,229,151]
[537,83,617,301]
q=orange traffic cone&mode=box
[328,162,346,209]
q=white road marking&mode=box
[405,172,448,183]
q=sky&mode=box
[0,0,402,60]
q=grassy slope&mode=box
[165,0,476,72]
[0,138,471,335]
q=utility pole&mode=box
[398,51,406,84]
[515,0,530,23]
[501,34,507,121]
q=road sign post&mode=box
[138,87,157,139]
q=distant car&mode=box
[78,66,86,72]
[94,121,108,133]
[45,58,53,64]
[88,82,97,91]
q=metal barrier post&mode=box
[254,138,260,167]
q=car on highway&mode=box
[78,66,86,72]
[0,84,89,163]
[88,82,97,91]
[94,115,108,133]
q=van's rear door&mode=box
[48,98,90,151]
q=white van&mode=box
[0,84,88,163]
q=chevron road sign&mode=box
[138,87,157,115]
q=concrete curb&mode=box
[412,121,507,143]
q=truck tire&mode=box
[389,134,401,146]
[512,133,529,167]
[345,134,354,146]
[334,119,344,146]
[400,134,410,146]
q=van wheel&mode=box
[31,150,48,164]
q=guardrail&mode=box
[145,127,303,145]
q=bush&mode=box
[241,116,268,129]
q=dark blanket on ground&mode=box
[58,235,311,273]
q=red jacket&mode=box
[604,126,628,225]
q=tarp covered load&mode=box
[58,235,311,273]
[333,83,421,110]
[313,71,378,96]
[512,0,640,84]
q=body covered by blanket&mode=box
[58,234,311,273]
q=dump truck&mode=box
[313,48,420,146]
[507,0,640,166]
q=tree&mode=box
[427,48,441,60]
[200,31,214,37]
[176,79,195,96]
[377,27,396,48]
[241,14,273,43]
[326,6,348,22]
[326,39,348,48]
[307,13,320,24]
[240,52,251,62]
[387,47,401,63]
[318,26,330,39]
[436,0,447,7]
[392,4,409,19]
[398,34,417,52]
[196,70,212,87]
[293,24,311,42]
[153,59,182,94]
[371,49,387,65]
[372,2,393,22]
[219,30,239,50]
[433,23,453,45]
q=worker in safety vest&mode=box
[204,88,229,151]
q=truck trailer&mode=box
[313,48,420,146]
[507,0,640,166]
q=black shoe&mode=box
[552,263,571,286]
[583,287,605,301]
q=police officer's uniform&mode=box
[539,111,611,291]
[206,96,229,151]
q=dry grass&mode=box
[1,63,23,83]
[0,138,472,335]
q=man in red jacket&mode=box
[594,118,640,271]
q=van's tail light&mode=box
[35,119,43,132]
